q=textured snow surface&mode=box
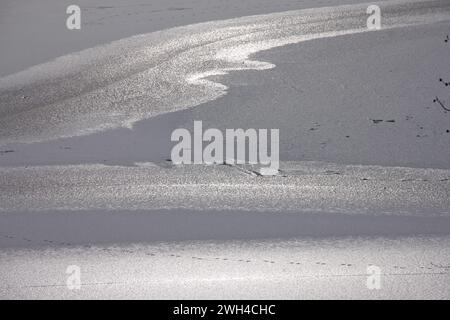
[1,236,450,299]
[1,0,450,299]
[0,161,449,215]
[1,0,449,145]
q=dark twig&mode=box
[434,97,450,112]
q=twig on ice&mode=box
[434,97,450,112]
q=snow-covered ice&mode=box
[0,0,450,299]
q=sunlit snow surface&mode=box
[0,161,449,215]
[1,162,450,299]
[0,0,449,145]
[1,0,450,299]
[1,237,450,299]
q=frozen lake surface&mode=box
[0,0,449,299]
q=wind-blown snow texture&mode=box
[1,0,450,299]
[1,0,449,145]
